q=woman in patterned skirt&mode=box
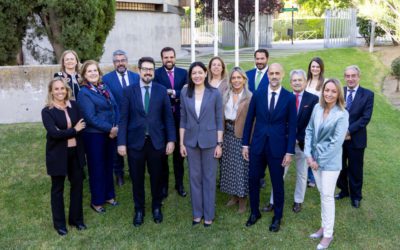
[220,67,252,214]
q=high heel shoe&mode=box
[91,204,106,213]
[317,237,333,249]
[310,227,324,239]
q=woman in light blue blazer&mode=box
[180,62,224,227]
[304,78,349,249]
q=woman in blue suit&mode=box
[304,79,349,249]
[179,62,224,227]
[77,60,119,213]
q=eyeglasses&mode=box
[140,67,154,72]
[113,59,127,64]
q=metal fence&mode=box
[324,8,357,48]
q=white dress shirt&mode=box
[116,71,130,87]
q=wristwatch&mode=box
[217,142,223,147]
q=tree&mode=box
[0,0,32,65]
[203,0,283,47]
[357,17,386,46]
[391,57,400,92]
[297,0,352,17]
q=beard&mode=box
[117,65,127,74]
[163,62,175,70]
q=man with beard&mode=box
[246,49,270,93]
[117,57,176,227]
[242,63,296,232]
[154,47,188,199]
[103,50,140,186]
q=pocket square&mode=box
[303,105,309,108]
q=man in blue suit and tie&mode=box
[154,47,188,198]
[336,65,374,208]
[246,48,270,93]
[117,57,176,227]
[103,50,140,186]
[242,63,297,232]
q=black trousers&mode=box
[50,147,84,230]
[161,115,184,191]
[337,144,365,201]
[128,137,164,212]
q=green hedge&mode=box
[273,18,324,41]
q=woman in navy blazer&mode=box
[180,62,224,227]
[77,60,119,213]
[304,79,349,249]
[42,77,87,236]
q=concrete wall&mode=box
[0,65,135,124]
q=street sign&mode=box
[282,8,298,12]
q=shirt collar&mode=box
[164,67,175,74]
[140,80,152,88]
[293,90,304,96]
[269,85,282,95]
[256,65,268,75]
[347,84,359,93]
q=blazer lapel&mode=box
[134,85,146,115]
[317,106,339,140]
[187,93,198,121]
[199,88,211,120]
[112,71,123,90]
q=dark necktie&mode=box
[270,92,276,113]
[120,73,127,88]
[346,89,354,110]
[144,86,150,114]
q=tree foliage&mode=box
[357,17,386,46]
[203,0,283,47]
[297,0,352,17]
[391,57,400,92]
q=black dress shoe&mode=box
[133,211,144,227]
[245,213,261,227]
[90,204,106,213]
[351,199,361,208]
[204,222,212,228]
[334,192,349,200]
[192,220,201,226]
[56,228,68,236]
[73,223,87,230]
[292,202,302,213]
[176,186,187,197]
[152,208,163,224]
[269,217,281,232]
[262,203,274,212]
[116,175,124,187]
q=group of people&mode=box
[41,47,374,249]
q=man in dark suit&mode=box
[103,50,140,186]
[242,63,297,232]
[246,48,270,93]
[336,65,374,208]
[154,47,188,198]
[289,69,319,213]
[117,57,176,227]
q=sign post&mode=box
[282,7,298,45]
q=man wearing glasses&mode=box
[117,57,176,227]
[103,50,140,186]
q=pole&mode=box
[369,21,376,53]
[234,0,239,66]
[190,0,196,62]
[214,0,218,56]
[291,6,294,45]
[255,0,259,50]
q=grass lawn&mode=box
[1,48,399,249]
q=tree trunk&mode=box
[16,44,24,65]
[39,9,64,61]
[397,79,399,92]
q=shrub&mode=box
[391,57,400,92]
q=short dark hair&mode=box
[254,48,269,58]
[138,57,155,69]
[160,47,176,58]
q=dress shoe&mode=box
[317,236,333,249]
[292,202,302,213]
[269,217,281,232]
[72,223,87,231]
[90,204,105,214]
[133,211,144,227]
[245,213,261,227]
[351,199,361,208]
[56,228,68,236]
[309,227,324,239]
[192,220,201,226]
[116,175,124,186]
[238,197,247,214]
[307,181,316,188]
[334,192,349,200]
[176,186,187,197]
[152,208,163,224]
[204,222,212,228]
[106,199,119,206]
[262,203,274,212]
[226,196,239,207]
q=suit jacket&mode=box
[180,86,224,149]
[246,68,269,93]
[154,66,188,117]
[223,89,252,138]
[77,86,119,134]
[242,86,297,158]
[344,86,374,149]
[41,101,86,176]
[304,104,349,171]
[117,81,176,150]
[296,91,319,148]
[102,70,140,107]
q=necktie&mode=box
[144,86,150,114]
[255,71,262,90]
[167,70,174,89]
[270,92,276,113]
[346,89,354,110]
[295,92,300,112]
[120,73,127,88]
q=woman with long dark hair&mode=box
[306,57,325,97]
[180,61,223,227]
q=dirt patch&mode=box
[361,45,400,109]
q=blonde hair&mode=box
[80,60,103,86]
[45,77,72,107]
[223,67,251,106]
[320,78,345,110]
[60,50,80,73]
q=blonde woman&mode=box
[54,50,81,100]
